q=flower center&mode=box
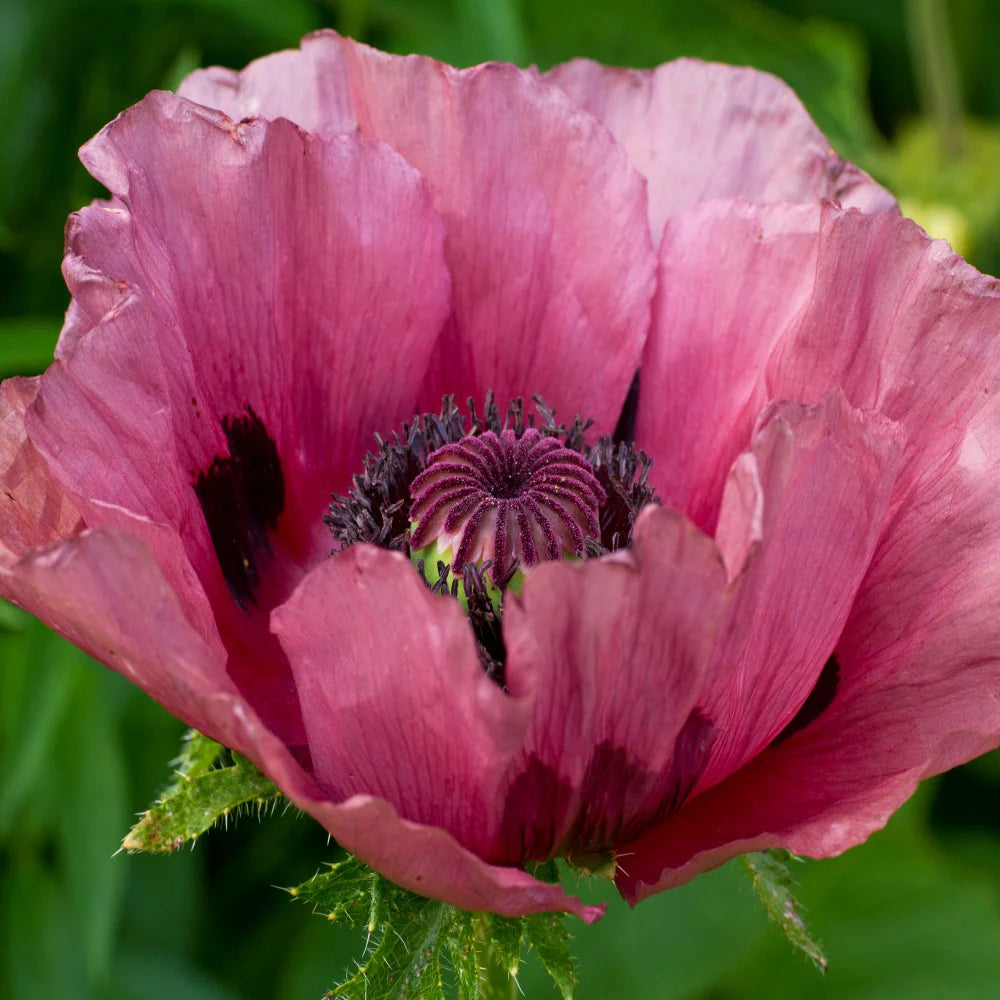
[408,428,605,584]
[325,393,659,687]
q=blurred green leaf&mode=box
[521,0,881,159]
[741,850,827,972]
[725,796,1000,999]
[457,0,528,64]
[0,316,59,376]
[0,620,78,837]
[4,859,91,1000]
[110,951,244,1000]
[869,117,1000,273]
[54,664,129,986]
[518,861,763,999]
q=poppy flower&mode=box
[2,31,998,924]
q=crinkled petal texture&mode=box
[181,30,656,435]
[544,58,895,242]
[0,85,612,919]
[3,33,1000,923]
[620,202,1000,901]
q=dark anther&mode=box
[194,406,284,607]
[584,437,657,553]
[771,655,841,746]
[324,397,468,553]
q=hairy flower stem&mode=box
[474,916,518,1000]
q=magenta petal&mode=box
[618,413,1000,901]
[770,206,1000,495]
[545,58,894,241]
[640,201,1000,536]
[0,527,235,740]
[181,31,656,433]
[66,90,449,538]
[295,794,605,922]
[693,393,902,793]
[638,200,822,534]
[272,544,525,858]
[1,529,600,922]
[0,377,83,557]
[271,544,604,918]
[496,505,729,860]
[24,92,451,742]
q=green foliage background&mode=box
[2,1,1000,996]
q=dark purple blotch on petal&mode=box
[498,755,575,862]
[498,711,715,863]
[659,708,716,815]
[770,654,841,746]
[194,406,285,607]
[567,713,716,854]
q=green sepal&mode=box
[742,849,828,972]
[316,875,449,999]
[293,857,579,999]
[122,734,280,853]
[565,849,617,881]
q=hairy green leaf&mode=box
[444,910,482,999]
[525,913,578,999]
[290,855,376,927]
[170,729,224,784]
[485,913,523,980]
[742,850,827,972]
[123,751,278,853]
[330,885,449,999]
[295,855,579,999]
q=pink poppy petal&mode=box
[640,201,1000,536]
[545,58,894,241]
[272,543,527,859]
[494,505,729,861]
[186,676,604,922]
[694,393,902,793]
[770,205,1000,495]
[0,528,597,922]
[0,527,235,741]
[178,41,356,133]
[57,197,138,361]
[617,436,1000,902]
[182,31,656,433]
[0,377,83,557]
[300,794,604,922]
[71,89,449,536]
[25,93,451,741]
[637,199,822,534]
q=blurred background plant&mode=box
[2,1,999,997]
